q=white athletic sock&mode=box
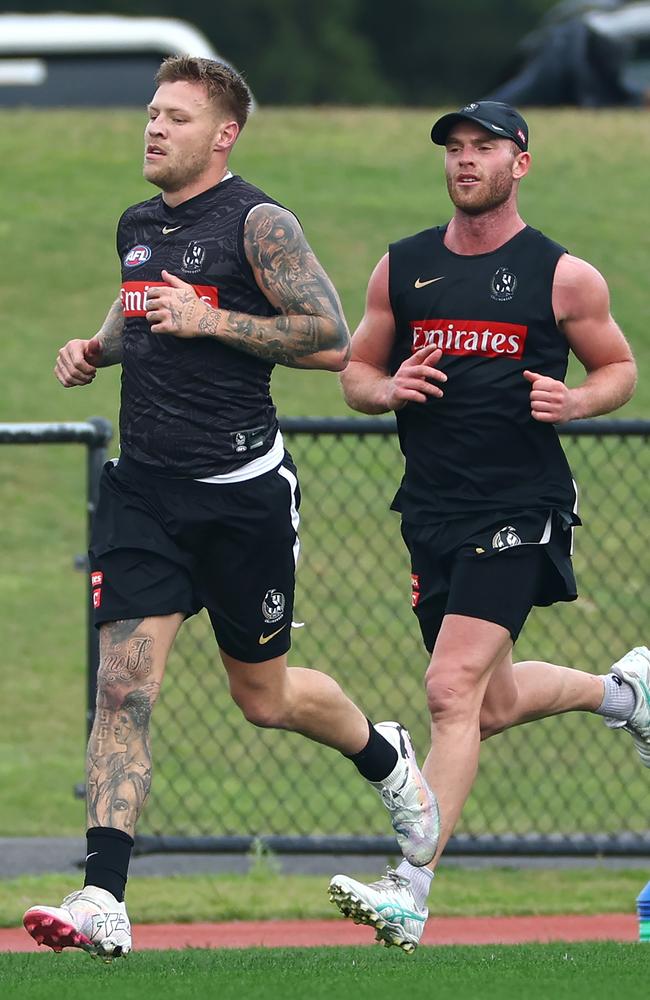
[396,859,434,909]
[594,673,636,720]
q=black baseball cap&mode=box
[431,101,529,151]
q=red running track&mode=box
[0,914,638,952]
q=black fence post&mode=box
[85,417,113,740]
[0,418,113,800]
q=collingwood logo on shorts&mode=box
[182,241,206,273]
[492,526,521,549]
[490,266,517,302]
[262,589,285,623]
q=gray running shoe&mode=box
[604,646,650,767]
[371,721,439,866]
[329,867,427,954]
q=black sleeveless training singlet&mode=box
[117,175,287,478]
[388,224,577,522]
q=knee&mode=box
[230,688,288,730]
[424,659,482,722]
[95,669,156,713]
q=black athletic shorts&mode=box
[89,453,300,663]
[401,508,580,652]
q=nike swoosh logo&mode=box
[162,225,182,235]
[258,624,287,645]
[414,276,445,289]
[85,852,99,861]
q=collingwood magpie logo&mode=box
[492,526,521,550]
[262,589,285,623]
[491,266,517,302]
[182,241,206,273]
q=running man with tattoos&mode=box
[23,57,438,960]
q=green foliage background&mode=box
[7,0,558,104]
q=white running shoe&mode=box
[604,646,650,767]
[329,867,427,954]
[23,885,132,960]
[371,721,439,867]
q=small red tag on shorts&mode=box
[92,588,102,609]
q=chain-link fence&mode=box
[136,418,650,855]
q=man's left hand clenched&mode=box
[523,370,577,423]
[145,270,208,337]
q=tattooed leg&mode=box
[87,613,184,835]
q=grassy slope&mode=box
[0,108,649,837]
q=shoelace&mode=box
[380,786,406,807]
[380,782,424,831]
[370,866,412,891]
[61,890,84,907]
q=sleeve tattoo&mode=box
[96,298,125,366]
[198,205,350,367]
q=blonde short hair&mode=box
[156,56,252,129]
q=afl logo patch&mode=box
[491,266,517,302]
[492,526,521,550]
[124,245,152,268]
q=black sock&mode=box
[84,827,134,902]
[346,719,399,782]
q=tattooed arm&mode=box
[144,205,351,371]
[54,297,124,387]
[94,297,125,367]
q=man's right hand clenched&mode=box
[54,336,103,387]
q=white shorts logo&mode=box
[492,526,521,550]
[262,589,285,623]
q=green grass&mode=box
[0,866,648,929]
[1,108,649,838]
[0,945,648,1000]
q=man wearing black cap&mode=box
[431,100,530,152]
[328,102,644,954]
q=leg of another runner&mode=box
[419,613,514,866]
[23,612,184,959]
[479,651,604,738]
[221,648,440,867]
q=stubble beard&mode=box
[143,145,213,193]
[447,170,515,217]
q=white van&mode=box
[0,14,251,106]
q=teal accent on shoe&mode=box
[637,678,650,707]
[376,902,426,926]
